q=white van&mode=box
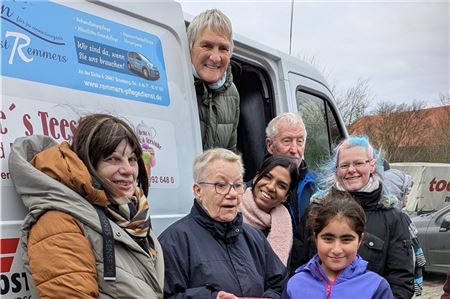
[0,1,347,297]
[391,162,450,213]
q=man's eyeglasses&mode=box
[337,160,371,170]
[197,181,246,195]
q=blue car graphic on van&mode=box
[127,51,160,81]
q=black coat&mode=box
[292,185,414,299]
[158,200,287,299]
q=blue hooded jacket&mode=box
[282,255,393,299]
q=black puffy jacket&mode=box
[158,200,287,299]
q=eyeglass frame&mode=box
[197,181,246,195]
[337,159,371,170]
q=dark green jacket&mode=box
[195,65,240,152]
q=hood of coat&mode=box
[310,184,397,210]
[9,135,106,230]
[13,135,109,207]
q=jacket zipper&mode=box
[318,270,340,299]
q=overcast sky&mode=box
[177,0,449,109]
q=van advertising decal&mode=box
[0,97,179,189]
[0,232,30,298]
[1,1,170,106]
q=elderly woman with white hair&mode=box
[159,148,287,299]
[294,135,414,299]
[187,9,240,152]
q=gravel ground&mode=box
[420,272,447,299]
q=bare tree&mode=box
[432,93,450,162]
[297,54,372,127]
[350,101,430,162]
[439,92,450,105]
[335,78,371,127]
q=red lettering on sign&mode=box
[0,238,20,273]
[429,178,450,192]
[436,180,447,192]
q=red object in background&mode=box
[0,238,20,272]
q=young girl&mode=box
[282,189,394,299]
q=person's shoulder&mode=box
[29,210,84,246]
[158,213,193,240]
[287,266,314,287]
[363,269,387,281]
[305,168,317,178]
[377,191,399,210]
[241,222,266,239]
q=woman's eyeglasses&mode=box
[197,181,245,195]
[337,160,370,170]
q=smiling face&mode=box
[191,27,231,83]
[253,166,291,213]
[193,159,243,222]
[316,216,362,281]
[96,139,138,198]
[336,146,375,191]
[266,120,306,167]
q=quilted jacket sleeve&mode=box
[27,210,98,298]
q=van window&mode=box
[296,90,344,170]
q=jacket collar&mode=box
[191,199,243,244]
[195,64,234,105]
[299,255,368,282]
[311,184,397,210]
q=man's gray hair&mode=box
[187,9,234,53]
[193,148,244,182]
[265,112,307,140]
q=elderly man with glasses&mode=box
[158,148,287,299]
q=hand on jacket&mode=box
[217,292,270,299]
[217,291,238,299]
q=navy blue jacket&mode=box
[158,200,287,298]
[282,255,394,299]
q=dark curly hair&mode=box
[308,189,366,240]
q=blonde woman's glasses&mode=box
[338,160,370,170]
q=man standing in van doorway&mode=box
[187,9,240,152]
[265,112,317,272]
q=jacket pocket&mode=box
[360,233,384,272]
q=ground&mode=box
[421,272,447,298]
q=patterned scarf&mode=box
[107,188,155,258]
[238,188,292,265]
